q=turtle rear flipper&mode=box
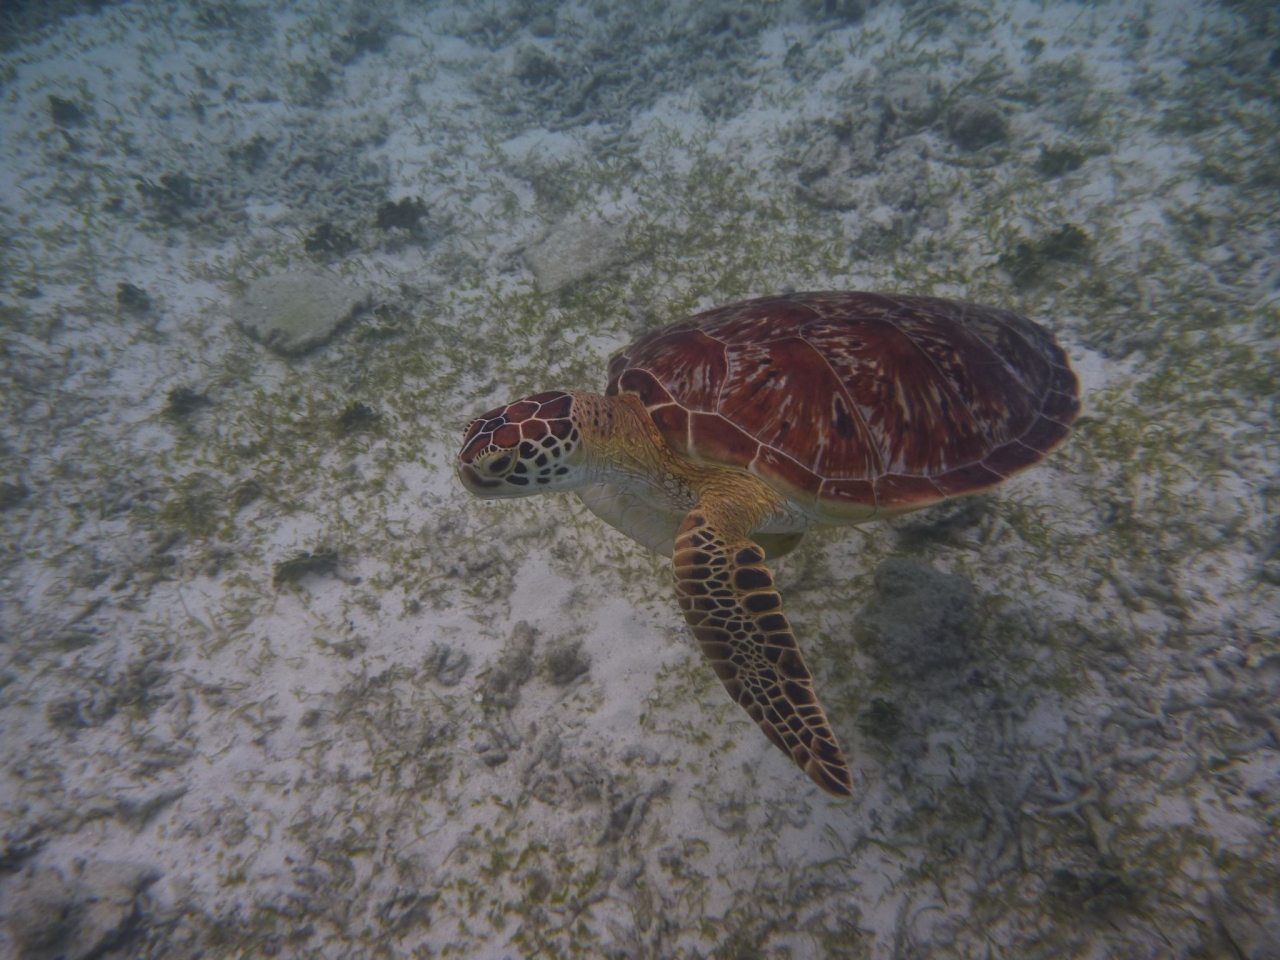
[673,501,852,798]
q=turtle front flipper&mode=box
[673,505,853,798]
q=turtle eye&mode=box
[485,453,513,475]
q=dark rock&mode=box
[229,133,271,172]
[0,481,29,512]
[999,223,1090,288]
[48,95,87,126]
[229,479,262,511]
[332,15,392,65]
[804,0,866,22]
[479,748,509,767]
[304,67,334,102]
[1038,223,1090,259]
[946,96,1008,151]
[375,196,428,233]
[272,549,341,590]
[1036,143,1086,176]
[332,400,381,436]
[855,558,978,677]
[511,44,561,85]
[304,221,357,257]
[135,173,201,225]
[542,638,591,686]
[784,41,808,78]
[116,282,152,313]
[164,386,211,418]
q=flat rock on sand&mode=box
[3,860,161,960]
[233,271,369,355]
[523,217,625,292]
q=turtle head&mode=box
[457,391,587,499]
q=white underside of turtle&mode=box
[576,475,819,560]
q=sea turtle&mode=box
[457,292,1079,796]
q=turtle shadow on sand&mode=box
[843,556,1071,865]
[848,557,991,770]
[855,557,979,684]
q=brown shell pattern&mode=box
[606,292,1080,518]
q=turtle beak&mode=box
[457,462,502,494]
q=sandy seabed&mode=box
[1,0,1278,957]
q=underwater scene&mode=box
[0,0,1277,957]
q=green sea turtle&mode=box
[457,292,1079,796]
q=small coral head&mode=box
[457,391,584,498]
